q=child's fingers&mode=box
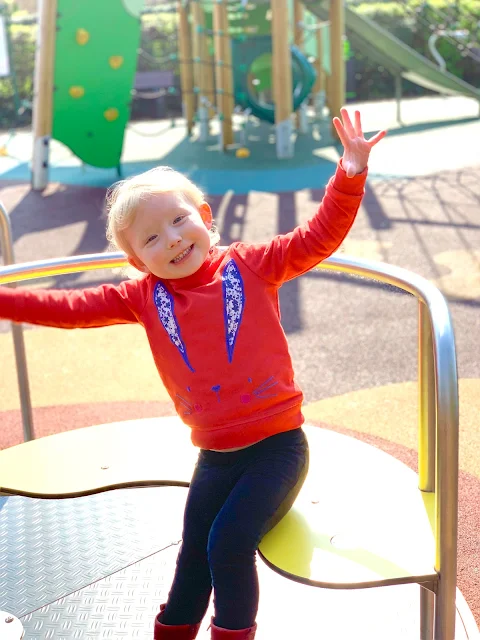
[367,129,387,147]
[340,107,356,138]
[354,110,362,137]
[332,117,349,148]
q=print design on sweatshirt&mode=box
[153,282,195,372]
[222,259,245,363]
[176,393,193,415]
[253,375,278,398]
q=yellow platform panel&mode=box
[259,426,437,588]
[0,418,437,590]
[0,417,197,498]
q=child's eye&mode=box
[173,215,185,224]
[145,234,157,246]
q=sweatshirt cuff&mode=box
[332,158,368,196]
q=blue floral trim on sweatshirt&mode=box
[222,259,245,363]
[153,282,195,372]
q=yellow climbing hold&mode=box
[0,146,8,157]
[69,86,85,99]
[104,108,119,122]
[236,147,250,158]
[109,56,124,69]
[76,28,90,46]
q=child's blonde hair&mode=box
[105,166,219,257]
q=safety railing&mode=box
[0,225,459,640]
[0,201,34,441]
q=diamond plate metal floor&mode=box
[0,487,187,616]
[20,547,180,640]
[18,546,471,640]
[1,487,473,639]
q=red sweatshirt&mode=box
[0,163,367,449]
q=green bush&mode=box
[138,14,179,74]
[0,20,36,129]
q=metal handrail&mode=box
[0,251,459,640]
[0,201,34,441]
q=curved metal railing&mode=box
[0,236,459,640]
[0,201,34,442]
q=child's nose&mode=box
[166,231,182,249]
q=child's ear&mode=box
[199,202,213,229]
[127,255,150,274]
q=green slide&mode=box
[52,0,143,169]
[305,0,480,102]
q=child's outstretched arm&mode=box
[0,278,146,329]
[234,108,386,284]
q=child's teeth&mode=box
[173,246,191,263]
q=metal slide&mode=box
[305,0,480,102]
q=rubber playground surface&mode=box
[0,96,479,628]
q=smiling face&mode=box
[124,191,213,279]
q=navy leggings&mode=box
[162,427,309,630]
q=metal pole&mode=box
[418,301,436,493]
[420,586,435,640]
[434,304,459,640]
[31,0,57,190]
[318,254,459,640]
[0,201,34,441]
[395,74,402,125]
[418,301,436,639]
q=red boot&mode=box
[209,619,257,639]
[154,604,201,640]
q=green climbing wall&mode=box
[52,0,144,169]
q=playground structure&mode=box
[31,0,333,188]
[28,0,480,190]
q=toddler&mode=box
[0,109,385,639]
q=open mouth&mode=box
[171,245,194,264]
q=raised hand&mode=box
[333,108,387,178]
